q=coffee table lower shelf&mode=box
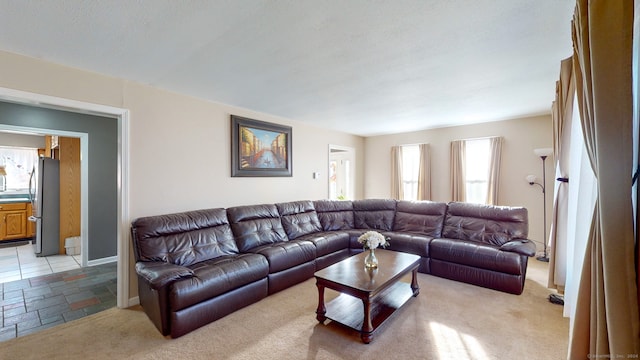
[319,281,415,343]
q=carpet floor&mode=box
[0,259,568,359]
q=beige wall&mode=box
[0,49,554,298]
[364,115,554,251]
[0,50,364,300]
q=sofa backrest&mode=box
[393,200,447,237]
[226,204,288,252]
[353,199,397,231]
[313,200,354,231]
[276,200,322,240]
[442,202,528,246]
[131,208,238,267]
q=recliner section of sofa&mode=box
[131,199,537,338]
[131,208,269,338]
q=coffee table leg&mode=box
[411,268,420,296]
[361,299,373,344]
[315,281,326,323]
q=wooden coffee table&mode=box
[314,249,420,344]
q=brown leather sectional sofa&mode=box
[131,199,536,338]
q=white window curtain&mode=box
[485,137,502,205]
[547,56,575,293]
[563,94,597,321]
[0,147,39,190]
[391,144,431,201]
[450,137,502,204]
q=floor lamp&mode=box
[526,147,553,262]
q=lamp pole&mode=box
[528,148,553,262]
[538,155,549,262]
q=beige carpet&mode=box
[0,259,568,360]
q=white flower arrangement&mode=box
[357,231,390,250]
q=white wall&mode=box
[364,115,554,251]
[0,132,45,148]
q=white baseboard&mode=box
[87,255,118,267]
[128,296,140,307]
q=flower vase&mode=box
[364,248,378,269]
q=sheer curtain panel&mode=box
[548,57,575,292]
[485,137,502,205]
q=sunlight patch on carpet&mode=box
[430,321,489,360]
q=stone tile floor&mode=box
[0,261,117,342]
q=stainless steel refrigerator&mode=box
[28,157,60,257]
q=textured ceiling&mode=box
[0,1,575,136]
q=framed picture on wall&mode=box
[230,115,292,177]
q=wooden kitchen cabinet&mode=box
[0,202,28,241]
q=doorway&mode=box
[0,87,130,310]
[328,145,355,200]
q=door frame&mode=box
[0,87,130,308]
[328,144,356,200]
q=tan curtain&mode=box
[485,137,502,205]
[417,143,431,200]
[568,1,639,358]
[548,57,575,291]
[390,145,403,200]
[450,140,465,202]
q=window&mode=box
[0,147,39,191]
[464,138,491,204]
[401,144,420,201]
[451,137,501,204]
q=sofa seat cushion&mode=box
[297,231,350,257]
[430,238,524,275]
[170,253,268,311]
[247,240,316,273]
[383,232,432,258]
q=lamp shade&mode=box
[533,148,553,157]
[526,174,537,184]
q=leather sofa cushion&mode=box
[247,240,316,273]
[132,208,239,267]
[393,200,447,237]
[227,204,288,252]
[383,232,432,258]
[276,200,322,240]
[313,200,354,230]
[296,231,350,257]
[442,202,528,246]
[353,199,397,231]
[170,253,269,311]
[430,238,524,275]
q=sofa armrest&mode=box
[499,239,536,257]
[135,261,194,290]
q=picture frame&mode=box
[231,115,292,177]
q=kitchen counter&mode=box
[0,197,30,204]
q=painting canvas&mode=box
[231,115,292,177]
